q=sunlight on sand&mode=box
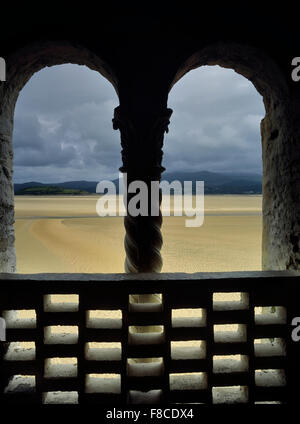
[14,195,262,273]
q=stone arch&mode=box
[0,40,119,272]
[168,41,296,271]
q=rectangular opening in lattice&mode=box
[86,309,122,328]
[169,372,207,391]
[171,341,206,360]
[43,391,78,404]
[255,401,283,404]
[254,338,286,357]
[128,389,163,404]
[254,306,287,324]
[129,293,163,313]
[127,358,164,377]
[213,355,248,373]
[255,369,286,387]
[172,308,206,327]
[44,326,78,344]
[44,357,77,378]
[85,373,121,393]
[214,324,246,343]
[4,375,36,393]
[212,386,248,404]
[213,292,249,310]
[3,310,36,328]
[4,342,36,361]
[85,342,122,361]
[128,325,165,345]
[44,294,79,312]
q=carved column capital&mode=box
[112,106,173,178]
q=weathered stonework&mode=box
[262,91,300,270]
[0,83,18,272]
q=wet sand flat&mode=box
[14,195,262,273]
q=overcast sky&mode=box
[13,63,265,183]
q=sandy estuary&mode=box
[14,194,262,273]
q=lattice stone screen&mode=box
[0,272,299,405]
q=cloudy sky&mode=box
[13,63,265,183]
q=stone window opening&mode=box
[0,40,296,275]
[0,41,119,274]
[162,63,265,273]
[167,42,292,273]
[12,62,122,274]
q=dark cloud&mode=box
[13,64,121,183]
[13,63,265,183]
[164,65,265,175]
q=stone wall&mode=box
[0,82,17,272]
[262,90,300,270]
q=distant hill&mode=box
[15,185,90,195]
[14,181,98,195]
[160,171,262,194]
[14,171,262,195]
[112,171,262,194]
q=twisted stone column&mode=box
[113,106,172,273]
